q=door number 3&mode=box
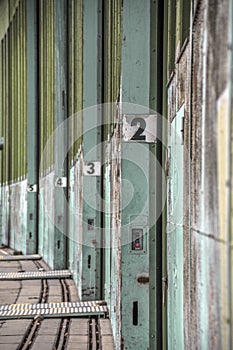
[83,162,101,176]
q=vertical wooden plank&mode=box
[2,40,6,184]
[217,88,230,350]
[54,0,67,269]
[167,0,176,78]
[167,106,185,350]
[39,0,44,175]
[181,0,191,44]
[44,0,50,172]
[20,0,23,178]
[23,0,27,178]
[104,0,112,139]
[5,34,9,184]
[8,24,13,182]
[48,0,53,170]
[26,0,39,254]
[12,20,15,182]
[74,0,83,154]
[0,41,3,185]
[16,7,21,179]
[4,37,7,184]
[68,0,74,164]
[41,0,47,174]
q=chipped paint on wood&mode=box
[166,0,230,346]
[38,171,55,269]
[217,87,231,349]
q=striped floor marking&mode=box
[0,254,42,261]
[0,301,108,319]
[0,270,72,280]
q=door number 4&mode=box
[55,177,67,187]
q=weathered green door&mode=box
[167,105,184,349]
[103,163,112,306]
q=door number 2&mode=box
[130,117,146,141]
[123,114,157,143]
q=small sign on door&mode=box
[122,114,157,143]
[83,161,101,176]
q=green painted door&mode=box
[167,105,184,349]
[103,163,112,306]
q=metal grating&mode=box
[0,270,72,280]
[0,301,108,319]
[0,254,42,261]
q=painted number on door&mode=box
[27,184,38,193]
[130,117,146,141]
[83,162,101,176]
[122,114,157,143]
[55,177,67,187]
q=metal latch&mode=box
[162,276,168,305]
[0,137,4,150]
